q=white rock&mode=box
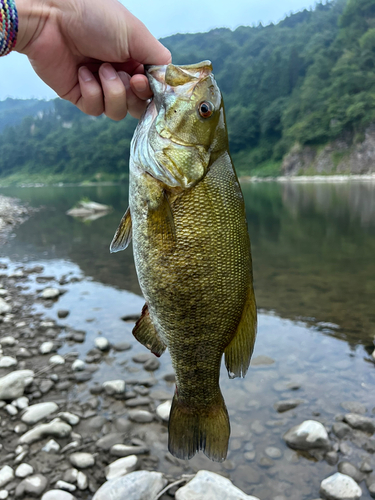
[128,410,153,423]
[0,356,17,368]
[41,491,76,500]
[103,380,125,395]
[175,471,260,500]
[0,490,8,499]
[39,342,54,354]
[69,452,95,469]
[22,402,58,425]
[58,412,80,426]
[71,360,85,372]
[156,400,172,422]
[15,463,34,478]
[77,472,88,490]
[19,418,72,444]
[14,397,29,410]
[49,355,65,365]
[0,336,17,346]
[55,480,76,492]
[283,420,330,450]
[0,289,6,296]
[93,471,167,500]
[42,439,60,453]
[0,370,34,400]
[41,288,61,299]
[0,298,11,315]
[105,456,138,480]
[0,466,14,488]
[5,403,18,416]
[320,472,362,500]
[95,337,110,351]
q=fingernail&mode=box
[79,67,93,82]
[133,80,148,92]
[101,64,117,81]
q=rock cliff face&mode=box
[282,125,375,176]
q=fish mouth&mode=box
[146,61,213,96]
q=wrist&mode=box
[14,0,50,54]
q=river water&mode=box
[0,181,374,499]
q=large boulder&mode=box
[175,471,260,500]
[93,471,166,500]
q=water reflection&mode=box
[1,181,375,346]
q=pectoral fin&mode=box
[110,207,132,253]
[133,304,166,357]
[224,285,257,379]
[148,191,176,248]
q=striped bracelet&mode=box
[0,0,18,57]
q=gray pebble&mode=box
[15,474,48,497]
[69,453,95,469]
[143,358,160,371]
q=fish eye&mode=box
[198,101,214,118]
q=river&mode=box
[0,180,374,499]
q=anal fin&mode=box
[133,304,166,357]
[110,207,132,253]
[225,285,257,379]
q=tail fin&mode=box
[168,391,230,462]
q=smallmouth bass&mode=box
[111,61,257,462]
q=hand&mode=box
[15,0,171,120]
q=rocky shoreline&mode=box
[0,195,374,499]
[0,195,31,244]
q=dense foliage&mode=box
[0,98,53,132]
[1,0,375,181]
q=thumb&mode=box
[125,10,172,66]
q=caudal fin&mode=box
[168,391,230,462]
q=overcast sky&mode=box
[0,0,315,100]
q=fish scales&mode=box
[111,61,257,462]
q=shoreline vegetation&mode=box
[2,0,375,183]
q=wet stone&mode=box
[332,422,352,440]
[0,370,34,400]
[0,466,14,488]
[156,400,172,422]
[55,480,76,492]
[103,380,125,395]
[110,444,149,457]
[284,420,330,450]
[0,356,17,368]
[94,337,110,351]
[42,439,60,453]
[57,310,70,318]
[105,456,139,480]
[337,462,365,483]
[326,451,339,466]
[93,471,166,500]
[113,342,131,352]
[49,355,65,365]
[41,491,76,500]
[251,355,275,366]
[360,459,373,473]
[132,353,154,364]
[344,414,375,434]
[96,433,124,451]
[128,410,154,423]
[15,474,48,497]
[125,397,152,407]
[19,418,72,444]
[69,452,95,469]
[71,360,85,372]
[40,380,54,394]
[274,399,304,413]
[143,358,160,371]
[265,446,282,459]
[39,342,55,354]
[320,472,362,500]
[74,371,92,383]
[21,402,58,425]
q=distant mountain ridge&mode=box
[0,98,53,132]
[1,0,375,183]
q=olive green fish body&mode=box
[111,61,257,461]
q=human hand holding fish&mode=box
[111,61,257,462]
[14,0,171,119]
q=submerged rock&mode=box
[320,472,362,500]
[93,471,167,500]
[41,288,61,299]
[175,470,260,500]
[344,414,375,434]
[284,420,330,450]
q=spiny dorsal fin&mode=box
[110,207,132,253]
[133,304,166,357]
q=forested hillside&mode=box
[0,98,53,132]
[1,0,375,182]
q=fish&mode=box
[110,61,257,462]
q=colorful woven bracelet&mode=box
[0,0,18,57]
